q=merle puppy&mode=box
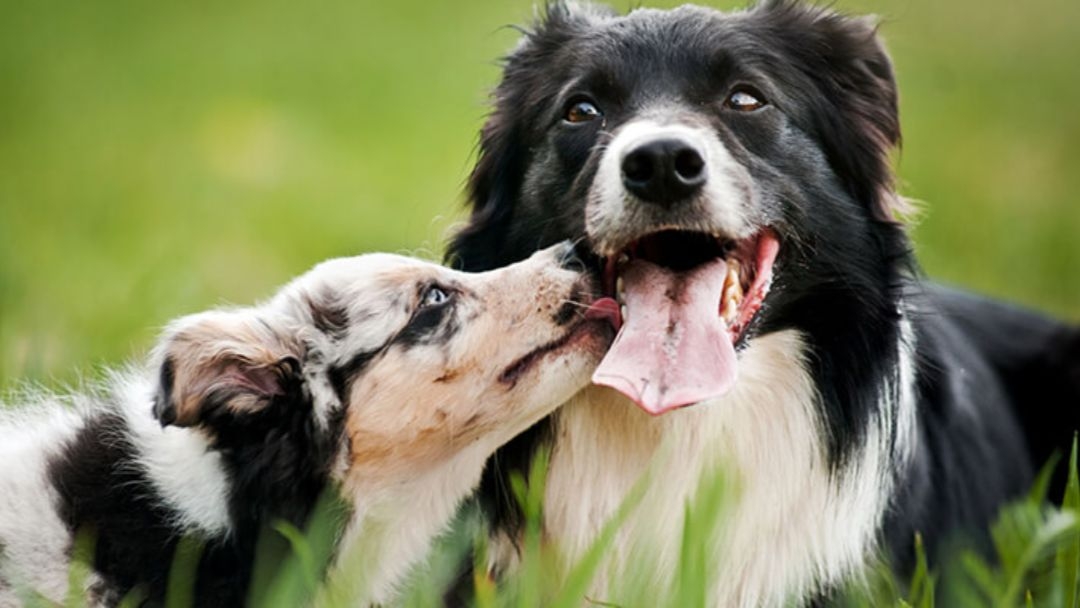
[0,244,614,606]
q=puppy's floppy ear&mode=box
[152,310,304,428]
[446,1,614,272]
[754,1,904,222]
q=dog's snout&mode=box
[621,137,706,207]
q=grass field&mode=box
[1,0,1078,389]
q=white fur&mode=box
[113,372,233,536]
[540,329,904,607]
[0,377,234,605]
[0,398,86,605]
[894,313,918,471]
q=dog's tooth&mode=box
[726,301,739,325]
[616,276,624,299]
[720,263,743,325]
[620,304,628,321]
[722,291,740,325]
[726,264,743,301]
[618,253,629,265]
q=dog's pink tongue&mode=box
[593,257,737,415]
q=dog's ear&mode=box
[753,1,904,222]
[446,2,614,271]
[152,310,304,428]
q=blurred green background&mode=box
[1,0,1077,390]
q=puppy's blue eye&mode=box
[725,89,766,111]
[565,99,603,123]
[420,285,451,308]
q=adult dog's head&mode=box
[449,1,910,425]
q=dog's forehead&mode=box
[544,6,766,104]
[300,253,442,292]
[273,254,450,331]
[577,6,734,55]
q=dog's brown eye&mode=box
[725,88,766,111]
[565,99,603,123]
[420,285,451,308]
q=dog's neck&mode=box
[331,440,494,605]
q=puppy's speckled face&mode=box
[153,243,612,493]
[285,244,611,482]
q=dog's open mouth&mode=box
[588,228,780,415]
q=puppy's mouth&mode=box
[590,228,780,415]
[499,306,618,389]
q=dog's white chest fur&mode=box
[540,330,898,607]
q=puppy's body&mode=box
[0,244,613,606]
[448,2,1080,605]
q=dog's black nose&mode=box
[621,138,706,207]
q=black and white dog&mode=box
[447,1,1080,604]
[0,244,614,606]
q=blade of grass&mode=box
[259,490,350,608]
[64,525,95,608]
[960,551,1001,602]
[164,535,204,608]
[1061,434,1079,608]
[472,524,498,608]
[908,532,935,608]
[548,471,648,608]
[1028,451,1063,506]
[271,521,320,593]
[508,448,550,608]
[998,509,1079,607]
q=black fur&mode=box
[328,349,380,402]
[394,298,459,348]
[446,0,1080,593]
[47,370,343,606]
[49,412,192,605]
[154,358,178,425]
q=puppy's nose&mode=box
[621,138,706,207]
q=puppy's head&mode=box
[450,1,909,415]
[152,243,613,493]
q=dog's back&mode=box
[932,287,1080,491]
